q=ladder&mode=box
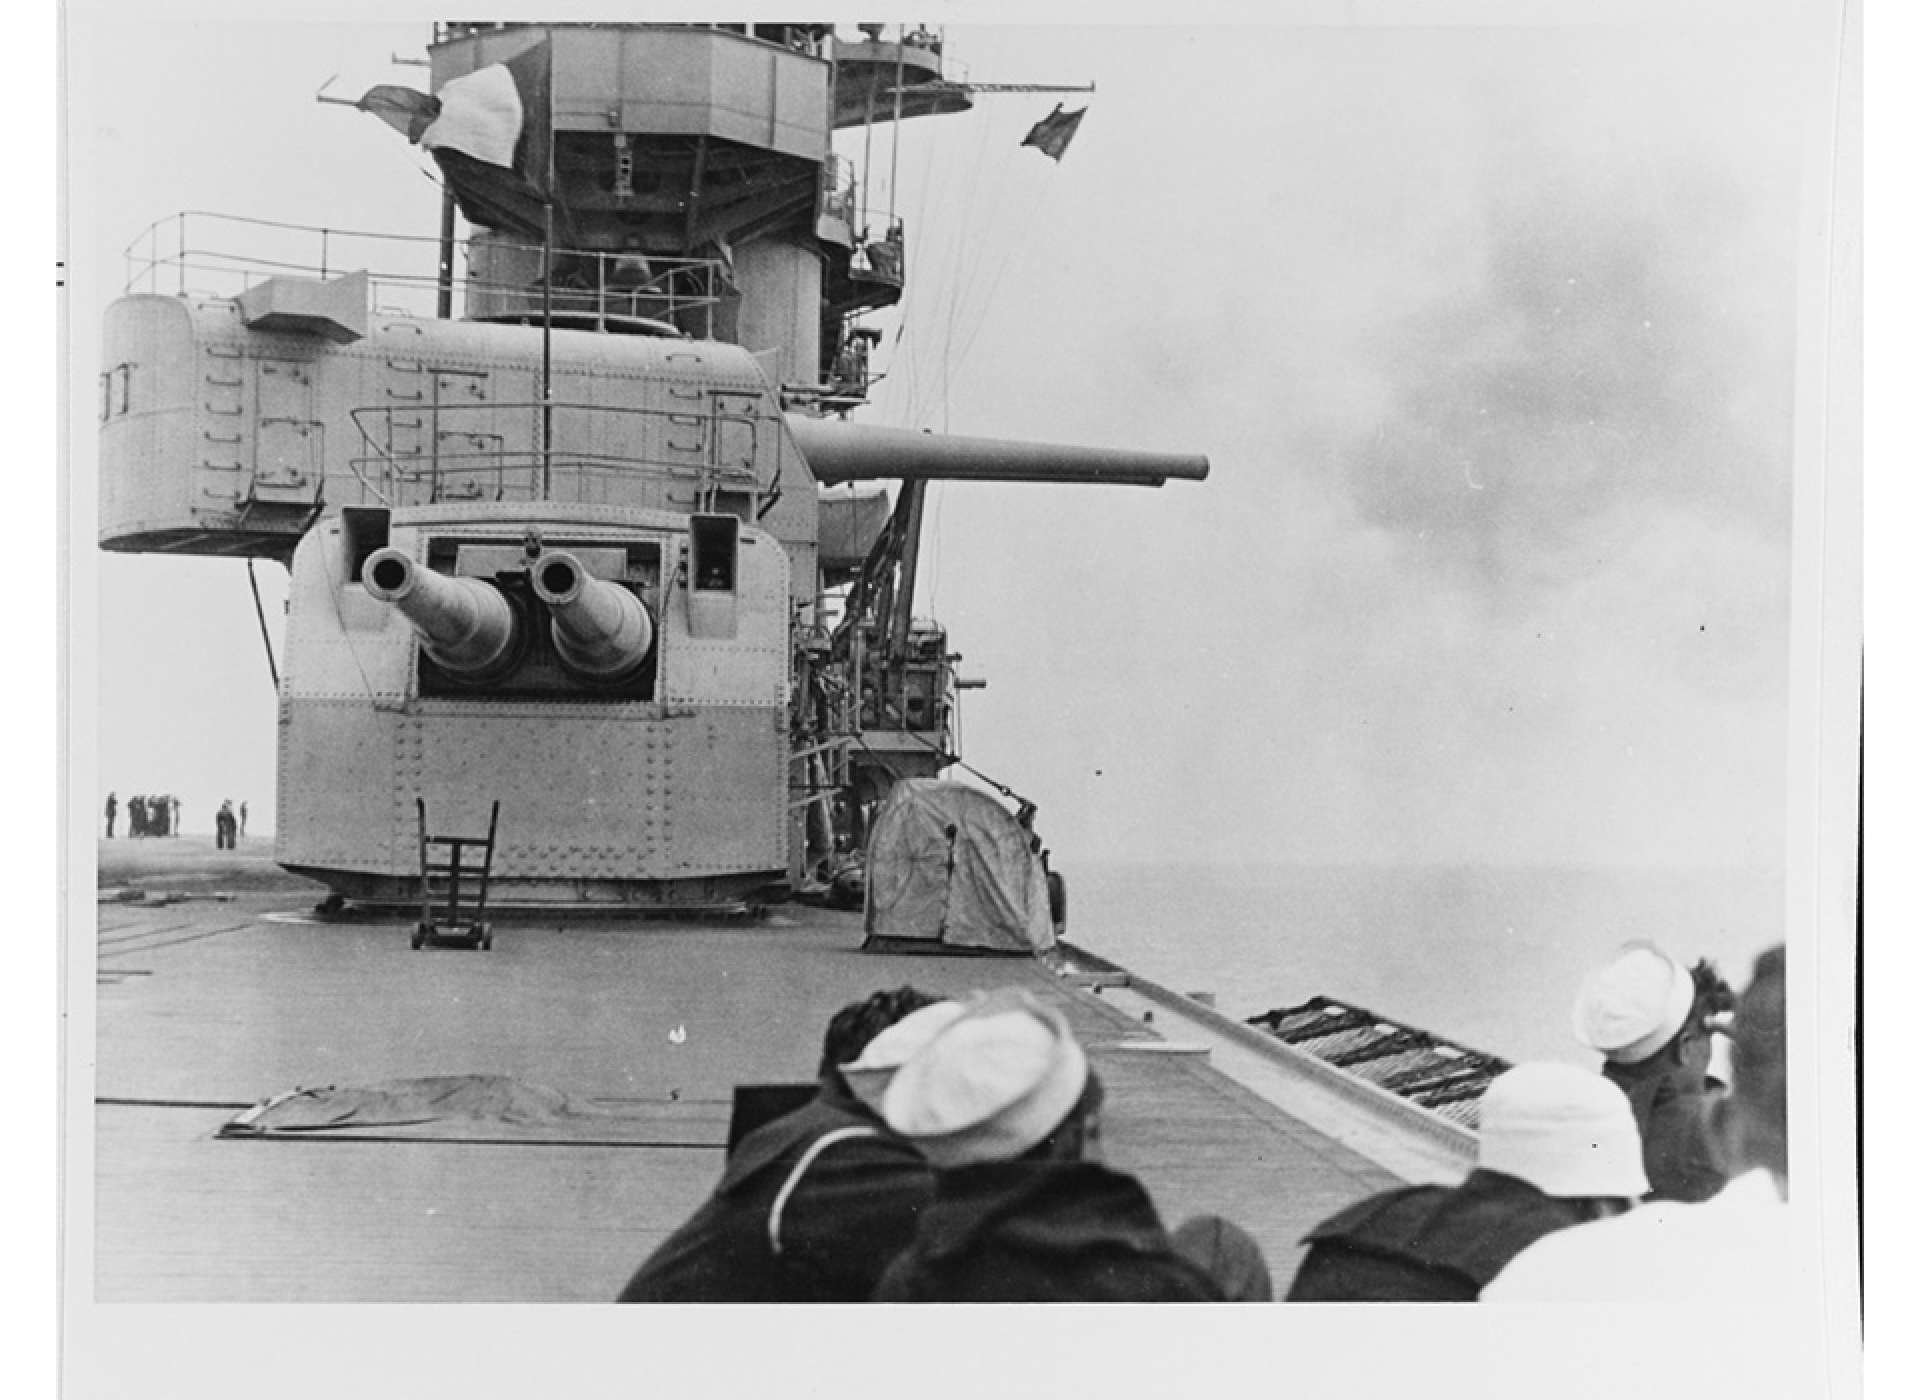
[411,798,500,951]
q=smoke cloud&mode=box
[1337,162,1796,612]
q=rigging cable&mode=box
[925,110,1061,614]
[856,704,1030,812]
[931,104,1006,431]
[953,167,1060,375]
[246,558,281,690]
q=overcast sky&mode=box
[67,4,1833,872]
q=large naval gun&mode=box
[97,22,1207,908]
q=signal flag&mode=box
[1020,104,1087,162]
[355,38,556,239]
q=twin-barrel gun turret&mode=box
[362,544,657,690]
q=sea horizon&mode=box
[1057,858,1786,1066]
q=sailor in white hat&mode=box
[872,988,1255,1301]
[1574,941,1697,1064]
[880,988,1093,1168]
[619,986,947,1303]
[838,997,970,1111]
[1485,946,1790,1304]
[1478,1063,1650,1198]
[1573,941,1736,1203]
[1287,1061,1647,1301]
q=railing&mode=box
[434,19,835,56]
[121,211,728,331]
[819,155,858,229]
[464,243,728,337]
[346,399,768,508]
[848,221,905,287]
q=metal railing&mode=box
[346,398,769,508]
[121,211,728,331]
[820,154,858,228]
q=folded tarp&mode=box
[220,1074,726,1147]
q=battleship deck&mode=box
[91,838,1401,1302]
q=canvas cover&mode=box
[863,780,1055,954]
[218,1075,720,1146]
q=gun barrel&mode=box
[785,417,1210,487]
[363,548,519,677]
[528,551,655,680]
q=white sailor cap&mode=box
[1571,941,1695,1065]
[881,989,1089,1169]
[1477,1062,1650,1199]
[838,999,969,1110]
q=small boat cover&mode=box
[862,779,1055,955]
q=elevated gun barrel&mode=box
[785,417,1211,487]
[528,551,655,680]
[363,548,519,677]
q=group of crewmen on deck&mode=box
[103,792,248,844]
[104,792,184,839]
[616,938,1789,1304]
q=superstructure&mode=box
[97,21,1204,908]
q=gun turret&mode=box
[785,417,1211,487]
[363,548,520,679]
[528,551,656,681]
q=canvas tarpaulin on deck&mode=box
[862,780,1055,955]
[218,1075,724,1146]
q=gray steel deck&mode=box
[90,840,1397,1302]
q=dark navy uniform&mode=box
[1603,1059,1729,1204]
[872,1159,1223,1302]
[1286,1169,1597,1302]
[618,1080,933,1302]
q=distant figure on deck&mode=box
[239,801,248,838]
[104,792,117,839]
[169,795,182,837]
[1572,941,1736,1202]
[129,795,147,838]
[618,987,954,1302]
[1485,946,1789,1303]
[1285,1062,1646,1302]
[215,799,236,851]
[149,794,170,838]
[872,988,1260,1302]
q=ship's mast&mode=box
[418,21,1005,842]
[425,22,974,403]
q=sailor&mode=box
[216,799,236,850]
[829,334,869,395]
[239,801,248,838]
[866,224,903,282]
[104,792,117,839]
[1571,941,1736,1202]
[1168,1212,1274,1302]
[617,987,957,1302]
[872,988,1242,1302]
[1284,1062,1646,1302]
[1484,946,1789,1303]
[129,795,146,838]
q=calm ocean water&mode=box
[1062,862,1785,1065]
